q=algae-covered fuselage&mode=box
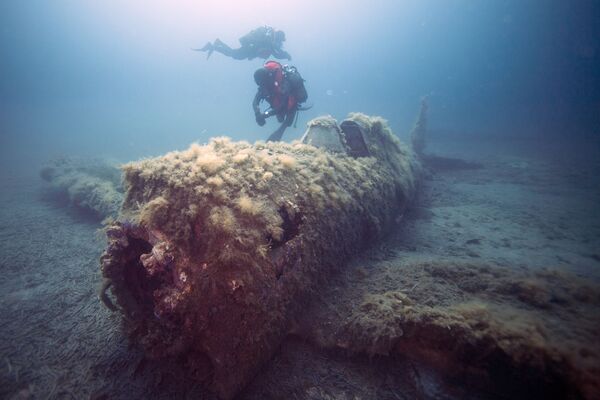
[100,114,421,398]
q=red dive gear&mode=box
[263,61,297,112]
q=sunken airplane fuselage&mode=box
[100,113,421,399]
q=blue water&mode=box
[1,0,598,169]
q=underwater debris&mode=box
[300,116,345,153]
[100,113,421,399]
[40,157,123,219]
[409,97,483,171]
[302,260,600,399]
[98,278,117,311]
[409,97,428,157]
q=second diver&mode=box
[196,26,291,61]
[252,60,308,142]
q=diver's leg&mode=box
[267,123,287,142]
[196,42,212,51]
[212,39,250,60]
[267,110,295,142]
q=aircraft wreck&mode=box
[100,113,421,398]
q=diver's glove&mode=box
[255,112,266,126]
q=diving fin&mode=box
[297,103,314,111]
[192,42,214,59]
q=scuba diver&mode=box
[253,61,308,141]
[195,26,291,61]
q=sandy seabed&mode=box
[1,137,599,399]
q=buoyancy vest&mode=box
[262,61,307,113]
[241,27,275,59]
[263,61,286,110]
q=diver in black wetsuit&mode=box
[195,26,291,61]
[252,61,307,141]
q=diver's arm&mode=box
[267,109,296,142]
[253,91,267,126]
[252,91,263,116]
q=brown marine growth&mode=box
[40,157,123,219]
[307,261,600,399]
[100,114,421,399]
